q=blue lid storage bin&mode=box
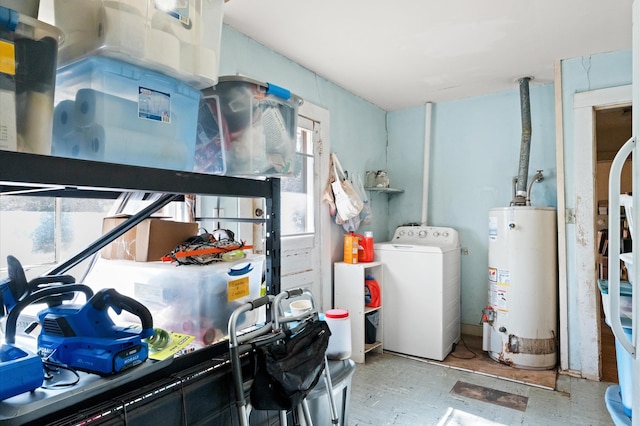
[52,56,202,171]
[202,76,303,177]
[39,0,224,89]
[0,6,63,155]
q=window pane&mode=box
[0,195,112,270]
[281,126,314,236]
[59,198,114,261]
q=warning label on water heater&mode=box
[488,267,509,317]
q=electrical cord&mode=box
[449,335,477,360]
[42,361,80,389]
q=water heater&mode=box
[484,206,558,369]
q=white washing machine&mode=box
[374,225,461,361]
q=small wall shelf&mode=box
[364,187,404,194]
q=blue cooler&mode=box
[52,56,202,171]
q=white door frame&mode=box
[281,101,331,311]
[573,84,632,379]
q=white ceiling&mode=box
[223,0,633,111]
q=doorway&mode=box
[572,84,631,380]
[594,105,632,383]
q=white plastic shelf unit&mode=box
[334,261,383,363]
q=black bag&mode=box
[250,320,331,410]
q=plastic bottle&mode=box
[357,231,375,262]
[324,309,351,360]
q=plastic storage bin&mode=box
[202,76,303,176]
[305,359,355,426]
[0,0,39,17]
[40,0,224,89]
[52,56,202,171]
[0,6,63,155]
[193,96,228,174]
[621,252,633,284]
[621,194,633,238]
[614,327,633,418]
[598,278,633,418]
[365,311,379,344]
[84,254,265,347]
[597,279,632,326]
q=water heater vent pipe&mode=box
[421,101,433,225]
[512,77,532,206]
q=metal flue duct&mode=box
[512,77,532,206]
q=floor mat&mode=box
[451,380,529,411]
[405,334,558,390]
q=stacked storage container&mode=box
[84,255,266,348]
[41,0,224,171]
[201,76,303,176]
[0,5,63,155]
[602,194,634,421]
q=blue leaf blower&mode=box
[36,288,154,375]
[2,283,94,401]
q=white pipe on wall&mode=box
[421,102,433,225]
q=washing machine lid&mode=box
[374,242,449,254]
[376,225,459,251]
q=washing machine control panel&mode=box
[392,225,458,247]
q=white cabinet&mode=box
[334,261,383,363]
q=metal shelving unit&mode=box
[0,151,283,425]
[0,151,281,294]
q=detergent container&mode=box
[325,309,351,360]
[357,231,374,262]
[343,234,358,264]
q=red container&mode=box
[356,232,374,262]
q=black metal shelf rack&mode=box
[0,151,282,425]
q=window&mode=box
[0,196,112,273]
[280,117,315,236]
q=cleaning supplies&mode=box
[357,231,374,263]
[343,233,358,264]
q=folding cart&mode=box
[228,288,338,426]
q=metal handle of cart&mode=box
[228,289,339,426]
[228,295,274,426]
[272,288,339,425]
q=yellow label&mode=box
[0,40,15,76]
[228,276,250,301]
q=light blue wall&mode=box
[388,85,557,327]
[222,22,634,374]
[561,50,632,371]
[219,25,390,239]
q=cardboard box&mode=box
[101,215,198,262]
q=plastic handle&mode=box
[608,135,635,356]
[286,289,303,297]
[0,6,19,31]
[228,263,253,276]
[249,295,271,310]
[28,275,76,290]
[265,83,291,100]
[5,284,94,344]
[90,288,154,333]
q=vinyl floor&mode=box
[348,351,616,425]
